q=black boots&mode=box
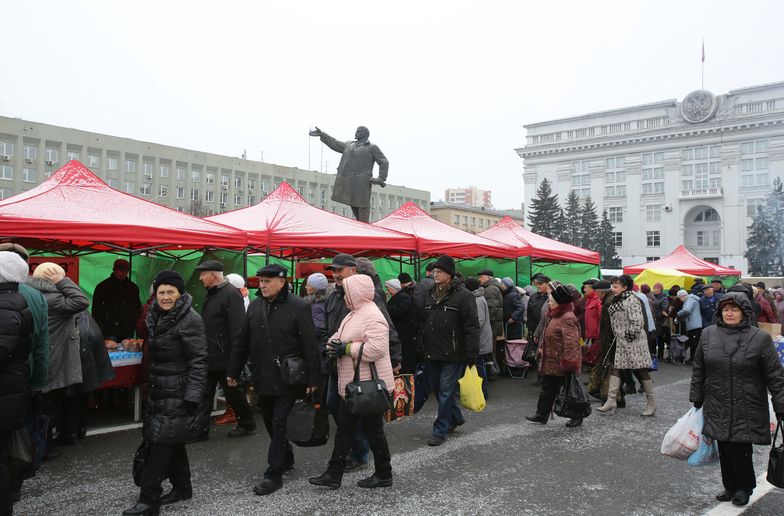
[525,414,548,424]
[357,474,393,488]
[565,418,583,428]
[309,471,342,489]
[122,501,160,516]
[159,487,192,506]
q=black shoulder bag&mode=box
[259,298,306,386]
[345,343,392,416]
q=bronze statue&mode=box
[309,126,388,222]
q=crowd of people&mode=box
[2,243,784,515]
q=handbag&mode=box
[768,417,784,488]
[413,362,429,414]
[260,298,307,386]
[523,340,539,363]
[6,427,34,480]
[286,395,329,447]
[344,343,392,416]
[133,441,150,487]
[554,373,592,419]
[385,374,415,422]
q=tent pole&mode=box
[242,249,248,279]
[265,246,270,266]
[515,257,519,285]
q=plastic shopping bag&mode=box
[661,407,703,460]
[687,434,719,466]
[458,365,486,412]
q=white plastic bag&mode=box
[661,407,703,460]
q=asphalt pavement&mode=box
[14,361,783,515]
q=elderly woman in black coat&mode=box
[690,292,784,507]
[124,270,207,516]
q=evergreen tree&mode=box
[563,190,582,245]
[527,178,561,239]
[579,196,600,250]
[596,209,622,268]
[745,177,784,275]
[555,208,568,243]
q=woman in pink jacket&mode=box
[309,274,394,490]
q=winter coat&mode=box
[583,291,602,341]
[482,278,504,339]
[387,289,418,373]
[75,311,115,392]
[330,275,394,397]
[228,287,321,396]
[319,132,388,209]
[304,291,328,342]
[27,277,89,392]
[91,274,142,340]
[471,287,494,356]
[0,282,34,432]
[756,293,778,324]
[633,291,656,333]
[143,293,208,444]
[413,276,434,310]
[539,303,581,377]
[607,291,651,370]
[526,291,549,338]
[502,287,526,340]
[677,294,703,331]
[201,281,245,371]
[652,292,670,335]
[774,289,784,326]
[699,293,723,328]
[420,278,480,362]
[690,292,784,444]
[19,283,49,391]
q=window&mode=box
[140,183,152,196]
[605,185,626,197]
[694,208,719,222]
[45,148,58,163]
[248,178,256,190]
[0,165,12,180]
[646,231,660,247]
[143,161,153,176]
[206,173,215,185]
[67,150,80,161]
[191,189,199,201]
[682,145,721,193]
[247,195,255,205]
[571,161,592,197]
[220,192,228,204]
[0,188,11,200]
[107,157,118,170]
[88,153,99,167]
[159,185,168,197]
[176,166,186,180]
[107,178,118,188]
[747,198,764,218]
[646,204,662,222]
[612,232,623,247]
[0,141,14,157]
[234,176,243,188]
[23,144,36,161]
[191,168,201,183]
[605,170,625,183]
[608,206,623,223]
[646,256,660,262]
[176,187,185,199]
[234,194,242,205]
[126,160,136,173]
[160,164,169,177]
[320,190,326,201]
[454,214,460,224]
[221,175,229,187]
[205,191,215,202]
[125,181,135,194]
[22,167,36,183]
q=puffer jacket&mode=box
[539,302,581,377]
[678,294,703,331]
[331,275,394,397]
[502,287,525,340]
[421,277,479,362]
[690,292,784,444]
[143,293,208,444]
[0,282,34,432]
[483,278,504,339]
[471,287,494,356]
[27,276,89,392]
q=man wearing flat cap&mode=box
[92,258,142,342]
[228,263,320,496]
[194,260,256,440]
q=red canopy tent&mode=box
[478,216,600,264]
[206,182,417,257]
[0,160,248,252]
[623,245,741,276]
[373,202,517,258]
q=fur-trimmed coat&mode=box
[607,291,651,370]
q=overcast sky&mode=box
[2,0,782,210]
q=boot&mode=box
[214,404,237,426]
[640,379,656,417]
[597,376,620,414]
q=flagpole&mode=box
[701,37,705,89]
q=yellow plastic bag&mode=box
[458,365,486,412]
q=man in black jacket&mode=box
[194,260,255,441]
[526,274,550,341]
[421,255,479,447]
[91,259,142,341]
[227,264,320,496]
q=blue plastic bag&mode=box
[650,356,658,372]
[688,432,719,466]
[413,362,429,414]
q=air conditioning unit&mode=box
[144,173,153,179]
[220,202,226,207]
[25,158,34,164]
[221,184,228,190]
[46,160,55,166]
[1,155,10,161]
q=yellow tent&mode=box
[634,268,704,291]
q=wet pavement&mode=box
[14,361,782,515]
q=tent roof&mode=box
[0,161,248,251]
[206,182,417,256]
[633,268,701,291]
[478,217,600,264]
[372,202,516,258]
[624,245,741,276]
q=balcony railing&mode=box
[679,187,723,199]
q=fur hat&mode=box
[153,269,185,294]
[32,262,65,280]
[432,255,456,277]
[0,251,30,283]
[385,278,402,292]
[676,289,689,298]
[398,272,413,284]
[226,273,245,289]
[550,283,573,305]
[307,272,328,292]
[464,277,480,291]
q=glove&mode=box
[184,401,199,416]
[369,178,386,187]
[466,358,476,368]
[693,401,703,409]
[325,339,350,358]
[624,330,637,341]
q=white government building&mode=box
[516,81,784,275]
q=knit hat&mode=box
[676,289,689,298]
[432,255,456,276]
[0,251,30,283]
[464,277,480,291]
[385,278,402,292]
[32,262,65,280]
[153,269,185,294]
[398,272,413,284]
[501,277,515,290]
[550,283,572,305]
[0,243,29,262]
[307,272,328,292]
[226,273,246,289]
[356,257,377,277]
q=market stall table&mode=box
[99,351,145,422]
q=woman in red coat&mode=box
[526,282,583,427]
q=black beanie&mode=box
[432,255,456,277]
[464,277,480,291]
[153,269,185,294]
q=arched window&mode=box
[694,208,719,222]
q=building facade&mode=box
[444,186,492,208]
[430,201,524,234]
[516,81,784,275]
[0,116,429,221]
